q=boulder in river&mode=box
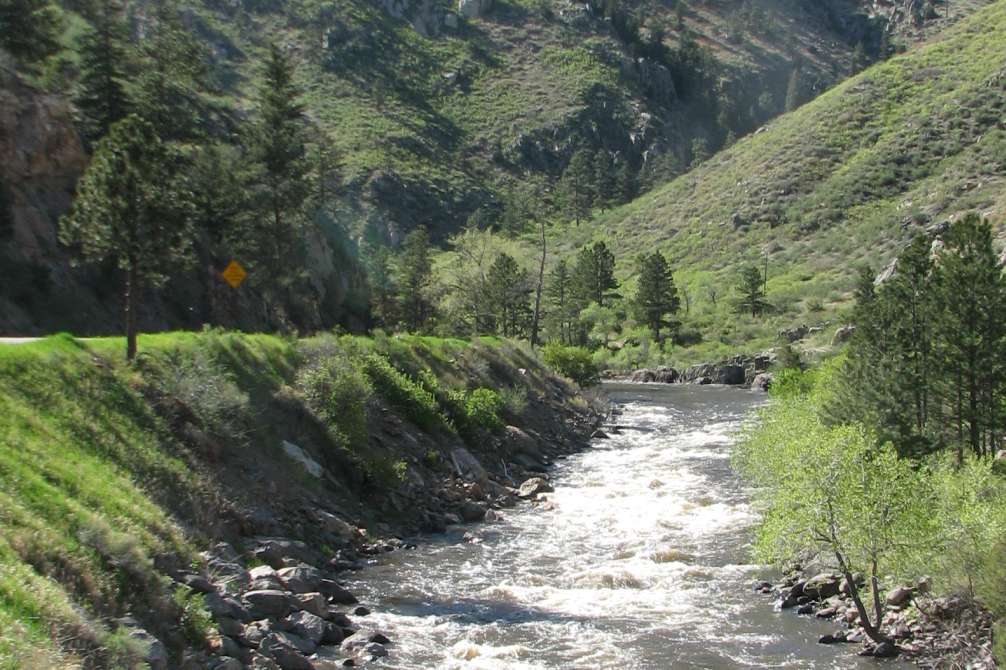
[751,373,773,392]
[518,477,554,499]
[886,585,913,607]
[802,573,841,600]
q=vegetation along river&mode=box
[346,383,902,669]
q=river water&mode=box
[345,383,883,669]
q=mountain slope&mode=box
[564,0,1006,360]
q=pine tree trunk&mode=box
[530,219,546,349]
[125,261,138,362]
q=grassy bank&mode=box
[0,330,590,668]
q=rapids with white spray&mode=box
[345,383,888,669]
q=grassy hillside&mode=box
[0,331,594,668]
[562,0,1006,364]
[47,0,940,239]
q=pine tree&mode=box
[190,143,245,246]
[0,0,60,64]
[244,44,311,285]
[398,226,433,332]
[733,265,770,317]
[364,245,398,329]
[483,252,532,337]
[545,259,575,344]
[132,1,208,142]
[593,150,615,209]
[74,1,130,143]
[933,214,1006,460]
[634,251,679,343]
[59,115,193,361]
[689,137,710,168]
[559,148,596,225]
[572,240,619,309]
[615,159,637,204]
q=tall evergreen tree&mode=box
[634,251,679,343]
[0,0,60,64]
[244,44,311,285]
[933,214,1006,460]
[733,265,770,317]
[364,245,398,329]
[559,148,596,225]
[398,226,433,331]
[74,0,130,143]
[483,252,532,337]
[593,150,615,210]
[545,259,575,344]
[615,159,637,204]
[132,1,208,142]
[572,240,619,308]
[59,115,193,361]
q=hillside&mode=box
[563,0,1006,364]
[0,332,598,668]
[0,0,984,336]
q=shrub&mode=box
[442,387,503,445]
[295,353,372,449]
[464,388,505,433]
[361,353,444,432]
[172,586,213,647]
[541,343,600,387]
[142,348,250,439]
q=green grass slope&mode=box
[0,330,590,667]
[565,0,1006,361]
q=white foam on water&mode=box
[343,385,898,669]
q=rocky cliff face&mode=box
[0,64,369,336]
[0,63,103,334]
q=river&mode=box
[344,383,886,669]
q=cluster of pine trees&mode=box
[829,214,1006,462]
[3,0,354,357]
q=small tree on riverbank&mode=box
[736,371,940,645]
[59,115,193,361]
[634,250,679,343]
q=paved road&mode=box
[0,338,41,344]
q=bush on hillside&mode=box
[142,347,250,440]
[541,343,600,387]
[295,352,372,449]
[361,353,445,432]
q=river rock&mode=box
[285,611,327,645]
[294,592,329,618]
[216,658,244,670]
[451,447,488,484]
[319,580,358,605]
[517,477,553,499]
[259,635,315,670]
[458,500,486,523]
[314,510,358,542]
[872,641,900,658]
[832,325,856,346]
[803,573,841,600]
[751,373,773,392]
[278,565,323,594]
[886,585,913,607]
[244,590,292,618]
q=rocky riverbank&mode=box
[625,353,775,388]
[0,333,606,668]
[753,570,996,667]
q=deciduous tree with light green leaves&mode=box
[59,115,194,361]
[736,368,940,645]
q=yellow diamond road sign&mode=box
[221,260,247,289]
